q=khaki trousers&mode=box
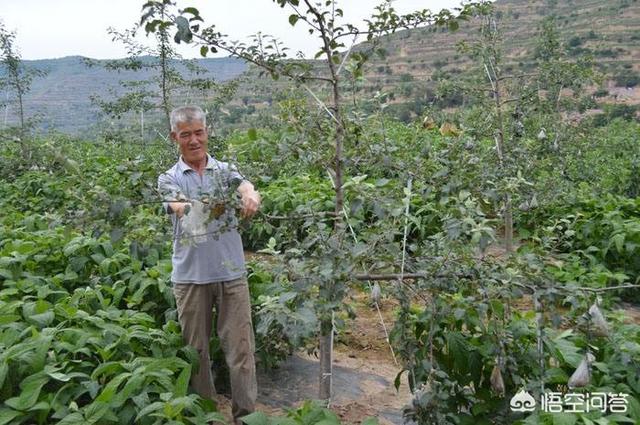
[173,278,257,421]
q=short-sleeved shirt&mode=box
[158,154,246,284]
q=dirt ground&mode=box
[330,291,411,424]
[214,290,412,424]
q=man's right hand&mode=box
[169,202,191,218]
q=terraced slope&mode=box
[363,0,639,89]
[233,0,640,117]
[4,0,638,134]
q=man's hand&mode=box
[238,181,260,219]
[169,201,191,218]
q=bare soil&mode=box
[330,291,411,425]
[213,290,411,424]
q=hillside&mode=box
[1,56,246,134]
[363,0,640,96]
[234,0,640,121]
[2,0,639,135]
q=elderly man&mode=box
[158,105,260,423]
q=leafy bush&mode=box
[0,137,315,423]
[532,195,640,297]
[393,252,640,425]
[591,106,639,127]
[593,88,609,98]
[614,73,640,88]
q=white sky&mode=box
[0,0,464,60]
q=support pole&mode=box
[319,312,334,403]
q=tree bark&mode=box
[318,319,334,401]
[159,6,171,133]
[160,37,170,133]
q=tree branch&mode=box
[264,211,338,220]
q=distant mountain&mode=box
[362,0,640,95]
[2,0,638,135]
[1,55,246,134]
[233,0,640,119]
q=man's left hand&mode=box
[238,181,261,219]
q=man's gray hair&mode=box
[170,105,207,132]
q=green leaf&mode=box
[0,314,19,325]
[627,396,640,420]
[247,128,258,141]
[182,7,200,16]
[96,372,132,403]
[27,400,50,412]
[522,413,543,425]
[394,370,405,391]
[446,332,470,373]
[551,412,577,425]
[22,300,54,327]
[241,411,270,425]
[288,14,299,26]
[144,20,159,34]
[91,361,125,380]
[200,45,209,57]
[174,16,193,44]
[0,408,22,425]
[5,373,49,411]
[471,402,490,416]
[545,367,569,384]
[603,414,635,423]
[83,401,110,424]
[0,361,7,388]
[611,233,625,253]
[203,411,226,423]
[550,331,582,367]
[174,364,191,397]
[57,412,86,425]
[315,420,340,425]
[46,371,72,382]
[106,372,143,409]
[135,401,164,421]
[579,415,595,425]
[27,310,55,327]
[490,299,504,317]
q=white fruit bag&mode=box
[568,352,595,388]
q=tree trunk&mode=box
[316,4,344,401]
[140,109,145,144]
[318,318,333,401]
[160,45,170,133]
[158,8,171,134]
[18,91,24,133]
[16,81,26,155]
[492,69,514,254]
[504,195,513,253]
[3,91,8,127]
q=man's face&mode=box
[171,120,208,165]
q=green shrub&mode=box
[614,73,640,88]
